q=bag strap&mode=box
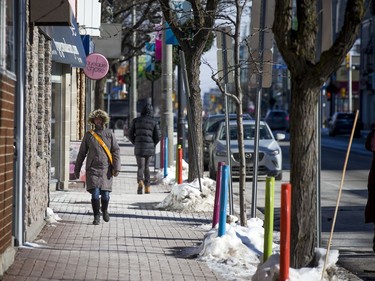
[89,130,113,165]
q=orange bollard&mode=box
[280,183,291,281]
[178,146,183,184]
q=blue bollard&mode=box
[163,137,168,178]
[218,165,229,237]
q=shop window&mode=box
[0,0,15,73]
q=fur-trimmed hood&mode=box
[88,109,110,125]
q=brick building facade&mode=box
[0,3,53,276]
[0,73,16,275]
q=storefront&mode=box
[40,16,87,190]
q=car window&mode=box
[337,113,354,120]
[207,121,223,133]
[204,114,252,131]
[267,111,286,118]
[219,124,273,140]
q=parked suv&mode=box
[207,120,285,180]
[202,113,252,170]
[264,110,289,131]
[328,112,361,137]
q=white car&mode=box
[207,120,285,180]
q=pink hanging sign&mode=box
[84,53,109,80]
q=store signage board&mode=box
[84,53,109,80]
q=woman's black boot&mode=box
[91,199,100,225]
[101,198,110,222]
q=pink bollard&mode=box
[280,183,292,281]
[212,162,224,228]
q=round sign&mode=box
[84,53,109,80]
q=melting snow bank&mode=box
[155,172,348,281]
[45,207,62,224]
[156,178,216,212]
[197,218,341,281]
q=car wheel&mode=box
[209,161,216,180]
[203,158,209,171]
[275,172,282,181]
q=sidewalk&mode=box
[1,130,369,281]
[2,133,224,281]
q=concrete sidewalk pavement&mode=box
[1,130,370,281]
[2,133,224,281]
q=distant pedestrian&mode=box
[128,103,160,194]
[365,123,375,251]
[74,109,121,225]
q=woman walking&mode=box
[74,109,121,225]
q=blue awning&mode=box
[40,16,86,68]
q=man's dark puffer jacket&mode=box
[128,104,161,157]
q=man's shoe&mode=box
[145,185,150,194]
[137,180,144,194]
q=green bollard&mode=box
[263,176,275,262]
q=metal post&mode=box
[348,51,353,112]
[130,2,137,123]
[161,21,174,167]
[221,29,234,216]
[251,88,262,218]
[14,0,26,246]
[317,90,322,247]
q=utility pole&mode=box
[249,0,274,218]
[161,21,174,167]
[129,1,138,123]
[348,51,353,112]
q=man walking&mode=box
[128,103,161,194]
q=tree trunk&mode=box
[289,82,319,268]
[184,51,204,181]
[94,78,106,110]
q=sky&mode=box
[199,6,252,95]
[200,47,218,94]
[39,159,344,281]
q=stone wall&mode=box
[23,26,52,241]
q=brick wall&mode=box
[0,73,15,258]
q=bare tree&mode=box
[158,0,219,180]
[273,0,365,268]
[94,0,163,109]
[103,0,162,60]
[207,0,251,226]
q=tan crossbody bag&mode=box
[89,130,115,175]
